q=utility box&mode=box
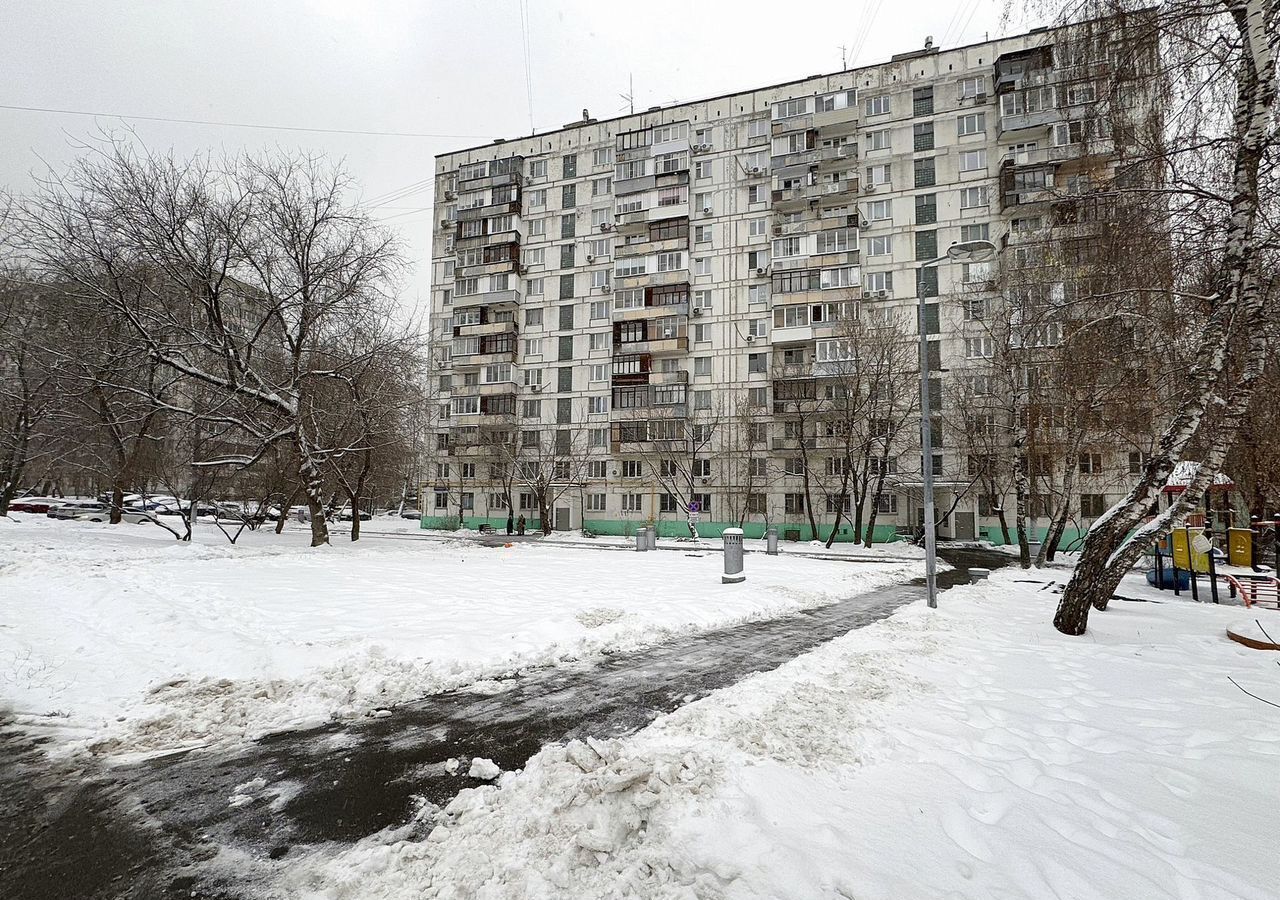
[766,526,779,556]
[722,528,745,584]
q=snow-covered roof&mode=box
[1162,461,1234,492]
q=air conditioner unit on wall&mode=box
[748,166,763,175]
[756,267,769,276]
[864,184,877,194]
[599,222,613,232]
[702,207,713,215]
[745,334,756,343]
[692,307,705,317]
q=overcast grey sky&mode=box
[1,1,1042,302]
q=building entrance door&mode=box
[954,511,976,541]
[554,506,570,531]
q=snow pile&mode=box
[0,516,920,754]
[277,570,1277,899]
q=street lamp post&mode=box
[916,239,997,608]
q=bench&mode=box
[477,524,496,535]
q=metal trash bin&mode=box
[647,526,657,551]
[969,567,991,584]
[766,526,779,556]
[722,527,745,584]
[635,527,646,552]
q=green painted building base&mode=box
[977,525,1090,549]
[420,515,542,533]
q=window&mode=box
[657,251,685,272]
[915,230,938,261]
[960,223,990,242]
[915,193,937,225]
[694,257,711,276]
[693,323,709,343]
[965,336,994,358]
[589,332,608,352]
[747,218,767,238]
[1080,494,1107,518]
[523,368,543,389]
[747,118,769,139]
[865,271,894,294]
[963,296,987,320]
[561,215,575,239]
[957,75,985,99]
[865,129,891,151]
[774,98,810,118]
[866,163,891,186]
[521,399,540,418]
[959,149,986,172]
[1078,452,1103,474]
[865,94,891,116]
[913,157,936,188]
[527,189,547,208]
[957,113,986,136]
[866,235,891,257]
[558,335,574,360]
[592,147,613,168]
[527,159,547,179]
[876,493,898,514]
[913,122,934,152]
[747,353,768,374]
[693,289,712,310]
[960,186,988,209]
[868,199,892,221]
[817,228,856,253]
[747,386,768,408]
[618,494,642,513]
[590,300,609,320]
[821,266,859,289]
[528,218,546,237]
[1053,121,1084,146]
[588,395,608,415]
[523,338,543,356]
[785,493,806,514]
[694,225,713,244]
[622,460,643,478]
[901,83,931,114]
[562,154,577,178]
[582,493,606,513]
[748,284,770,304]
[748,184,766,204]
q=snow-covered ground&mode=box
[276,567,1278,900]
[0,513,920,755]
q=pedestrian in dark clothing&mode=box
[506,513,514,535]
[516,515,526,535]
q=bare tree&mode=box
[21,138,409,546]
[1041,0,1278,633]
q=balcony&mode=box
[615,268,690,291]
[771,114,814,136]
[997,105,1061,135]
[614,233,689,259]
[817,144,858,164]
[455,228,524,251]
[456,198,522,223]
[455,242,522,279]
[452,348,516,368]
[476,380,517,397]
[771,324,816,345]
[458,156,524,186]
[614,335,688,356]
[614,201,690,228]
[452,287,522,310]
[452,320,517,338]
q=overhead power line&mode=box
[0,102,493,141]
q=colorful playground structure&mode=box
[1146,466,1279,608]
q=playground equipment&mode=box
[1145,463,1279,606]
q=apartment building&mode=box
[425,22,1156,543]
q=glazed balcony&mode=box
[452,286,522,310]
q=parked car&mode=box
[75,507,156,524]
[8,497,65,514]
[337,509,372,521]
[47,501,111,520]
[400,508,422,519]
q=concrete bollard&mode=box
[766,526,779,556]
[969,567,991,584]
[722,527,745,584]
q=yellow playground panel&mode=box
[1227,527,1253,567]
[1169,529,1211,573]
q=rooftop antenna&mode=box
[619,73,635,115]
[840,44,849,68]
